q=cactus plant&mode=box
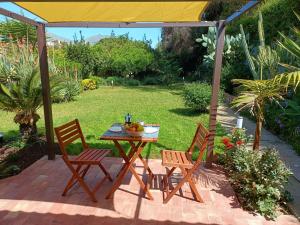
[240,11,280,80]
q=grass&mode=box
[0,86,226,158]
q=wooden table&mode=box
[100,123,160,200]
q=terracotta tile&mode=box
[0,157,298,225]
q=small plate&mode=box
[109,126,122,132]
[144,127,159,134]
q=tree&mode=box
[92,36,154,77]
[65,32,95,78]
[232,12,300,150]
[0,18,37,47]
[0,43,61,140]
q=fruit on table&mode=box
[124,123,144,132]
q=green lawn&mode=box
[0,86,225,158]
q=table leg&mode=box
[116,142,141,178]
[129,141,154,177]
[106,140,154,200]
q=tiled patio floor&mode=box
[0,156,299,225]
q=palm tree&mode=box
[0,42,62,140]
[231,72,300,150]
[0,65,42,140]
[232,12,300,150]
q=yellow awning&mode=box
[15,1,210,23]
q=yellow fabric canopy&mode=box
[15,1,210,23]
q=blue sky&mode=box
[0,2,162,47]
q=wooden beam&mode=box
[0,7,40,26]
[224,1,259,25]
[45,21,217,28]
[37,23,55,160]
[206,20,226,168]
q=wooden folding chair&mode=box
[54,119,113,202]
[161,123,210,204]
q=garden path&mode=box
[217,104,300,219]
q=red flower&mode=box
[226,143,234,149]
[236,140,244,146]
[222,137,231,145]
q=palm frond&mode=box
[272,71,300,91]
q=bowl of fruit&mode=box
[124,123,144,137]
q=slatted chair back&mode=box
[187,123,210,165]
[54,119,88,159]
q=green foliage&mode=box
[89,75,107,87]
[81,79,97,91]
[0,42,68,139]
[1,164,21,176]
[142,76,162,85]
[149,51,182,85]
[0,19,37,47]
[221,131,292,219]
[277,12,300,69]
[227,0,300,44]
[160,27,202,74]
[123,79,140,86]
[196,27,243,66]
[240,12,280,80]
[65,37,95,78]
[264,99,300,154]
[51,79,81,103]
[105,76,140,86]
[232,12,300,150]
[92,36,154,77]
[221,62,251,93]
[183,83,223,112]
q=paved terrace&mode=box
[0,156,298,225]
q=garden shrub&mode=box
[143,76,162,85]
[123,79,140,86]
[221,129,292,219]
[92,36,154,77]
[89,75,107,87]
[183,83,224,112]
[105,76,140,86]
[105,76,124,86]
[52,80,81,103]
[81,79,97,90]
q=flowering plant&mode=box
[221,128,252,150]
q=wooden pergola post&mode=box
[206,20,226,167]
[37,23,55,160]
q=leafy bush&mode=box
[65,34,95,78]
[143,76,162,85]
[123,79,140,86]
[52,79,81,103]
[81,79,97,91]
[93,36,154,77]
[264,99,300,154]
[105,76,140,86]
[89,75,107,87]
[221,129,292,219]
[183,83,223,112]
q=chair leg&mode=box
[161,167,176,185]
[62,165,82,196]
[163,178,186,204]
[65,162,97,202]
[99,163,113,181]
[188,179,204,203]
